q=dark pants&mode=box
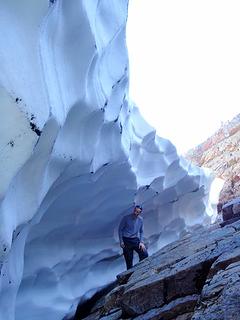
[122,236,148,270]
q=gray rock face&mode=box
[133,295,198,320]
[192,261,240,320]
[80,220,240,319]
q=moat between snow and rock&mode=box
[74,219,240,320]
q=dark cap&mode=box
[134,205,142,210]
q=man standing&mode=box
[118,205,148,270]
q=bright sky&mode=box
[127,0,240,154]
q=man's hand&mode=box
[139,242,146,251]
[120,242,125,248]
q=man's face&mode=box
[133,207,142,216]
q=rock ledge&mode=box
[79,220,240,320]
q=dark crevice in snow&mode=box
[30,121,42,136]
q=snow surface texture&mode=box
[0,1,213,319]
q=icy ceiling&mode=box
[0,1,212,319]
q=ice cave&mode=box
[0,1,213,319]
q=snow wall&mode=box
[0,1,213,319]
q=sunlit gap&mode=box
[127,0,240,155]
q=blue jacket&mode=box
[118,214,144,243]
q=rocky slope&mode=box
[186,114,240,204]
[77,220,240,320]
